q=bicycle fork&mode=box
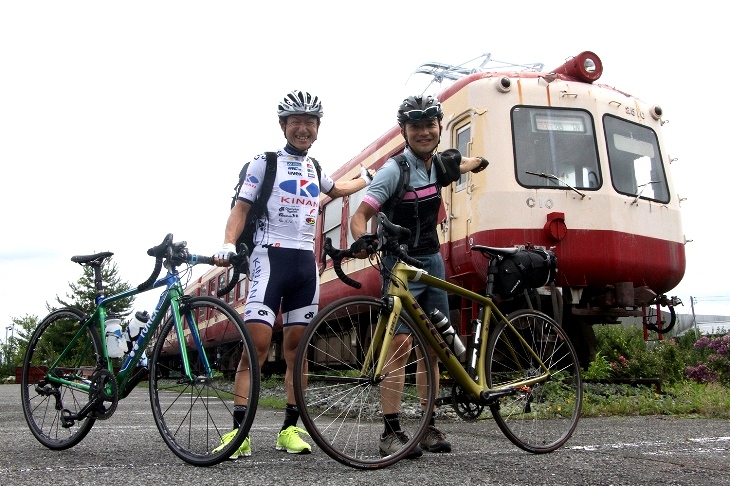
[361,296,402,382]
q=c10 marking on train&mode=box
[526,197,554,209]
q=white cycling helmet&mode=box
[277,90,324,118]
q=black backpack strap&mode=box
[309,157,324,193]
[231,162,250,209]
[257,152,278,219]
[383,153,411,220]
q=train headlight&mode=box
[650,105,663,120]
[552,51,603,83]
[496,76,511,93]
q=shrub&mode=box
[685,334,730,385]
[592,324,706,383]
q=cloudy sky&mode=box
[1,1,727,338]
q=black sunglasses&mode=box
[404,106,440,120]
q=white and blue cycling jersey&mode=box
[237,148,335,252]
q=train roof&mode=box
[329,51,634,182]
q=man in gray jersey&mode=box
[350,94,488,458]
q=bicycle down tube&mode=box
[384,261,551,402]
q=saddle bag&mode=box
[495,248,558,298]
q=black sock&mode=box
[281,403,299,431]
[383,413,400,436]
[233,405,247,430]
[429,412,436,427]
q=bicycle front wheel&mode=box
[149,296,259,466]
[294,296,434,470]
[21,307,101,450]
[486,310,582,453]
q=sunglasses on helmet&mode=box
[404,106,440,120]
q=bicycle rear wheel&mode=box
[294,296,434,469]
[21,307,101,450]
[486,310,582,453]
[149,296,259,466]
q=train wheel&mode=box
[294,296,434,470]
[486,310,582,453]
[149,296,259,466]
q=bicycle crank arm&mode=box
[480,387,517,405]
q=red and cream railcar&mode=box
[189,51,685,367]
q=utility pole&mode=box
[690,296,699,338]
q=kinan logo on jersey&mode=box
[279,180,319,198]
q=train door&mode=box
[442,116,477,280]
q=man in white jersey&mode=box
[213,90,373,458]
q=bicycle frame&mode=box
[46,266,210,396]
[365,260,552,402]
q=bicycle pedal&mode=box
[60,408,75,428]
[435,396,453,406]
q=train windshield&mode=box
[512,107,601,191]
[603,115,669,203]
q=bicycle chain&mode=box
[451,382,484,421]
[88,369,118,420]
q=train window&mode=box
[512,107,601,190]
[217,274,226,301]
[455,124,471,191]
[322,197,343,248]
[346,188,367,248]
[603,115,669,203]
[209,279,216,296]
[226,267,235,303]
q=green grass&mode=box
[256,374,730,419]
[580,381,730,419]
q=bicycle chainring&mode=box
[88,369,118,420]
[451,382,484,421]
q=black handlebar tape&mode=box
[138,257,163,291]
[217,273,240,297]
[333,257,362,289]
[400,252,424,269]
[195,255,215,266]
[147,233,173,257]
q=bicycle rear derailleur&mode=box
[59,369,119,427]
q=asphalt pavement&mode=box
[1,384,728,486]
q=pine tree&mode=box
[49,257,135,318]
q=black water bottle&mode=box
[429,309,466,357]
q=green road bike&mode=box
[21,234,259,466]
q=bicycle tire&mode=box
[294,296,434,469]
[21,307,101,450]
[149,296,259,467]
[486,309,582,453]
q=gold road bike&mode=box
[294,213,582,469]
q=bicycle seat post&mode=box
[485,252,499,298]
[89,260,106,303]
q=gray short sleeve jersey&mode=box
[362,148,437,211]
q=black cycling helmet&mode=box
[397,95,443,126]
[277,90,324,118]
